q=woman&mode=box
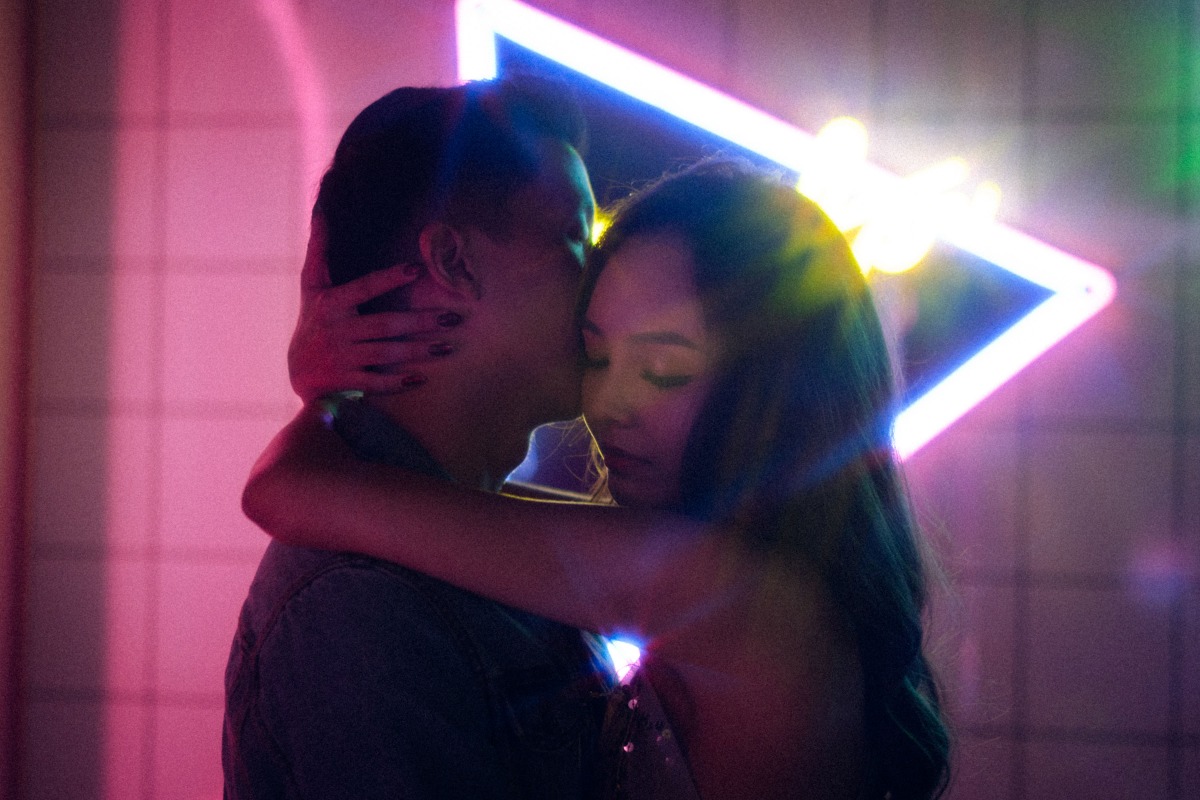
[245,161,950,799]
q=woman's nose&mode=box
[588,373,636,430]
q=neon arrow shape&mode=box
[456,0,1116,460]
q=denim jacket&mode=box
[223,400,615,798]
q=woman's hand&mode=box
[288,214,466,401]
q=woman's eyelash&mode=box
[581,353,693,387]
[581,355,609,369]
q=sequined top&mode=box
[595,667,702,800]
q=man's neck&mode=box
[364,387,532,492]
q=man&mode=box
[223,77,615,798]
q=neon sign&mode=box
[801,117,1003,276]
[456,0,1116,460]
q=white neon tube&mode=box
[456,0,1117,460]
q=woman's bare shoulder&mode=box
[645,557,866,799]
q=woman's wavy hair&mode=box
[579,160,951,799]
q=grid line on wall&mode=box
[25,686,224,708]
[962,723,1200,748]
[1010,0,1043,796]
[1166,0,1197,795]
[138,0,172,797]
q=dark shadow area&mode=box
[19,0,123,796]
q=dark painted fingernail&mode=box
[401,373,427,388]
[436,311,463,327]
[428,342,455,357]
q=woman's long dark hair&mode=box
[580,161,951,799]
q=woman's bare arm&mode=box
[243,405,754,642]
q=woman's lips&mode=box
[598,443,650,476]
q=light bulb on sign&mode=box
[796,116,870,231]
[799,120,1002,276]
[591,213,611,245]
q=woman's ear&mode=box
[419,221,481,298]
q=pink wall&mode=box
[14,0,1199,797]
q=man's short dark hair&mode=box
[316,75,587,287]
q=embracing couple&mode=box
[222,75,950,800]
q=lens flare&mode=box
[605,638,643,682]
[799,122,1001,278]
[592,213,611,245]
[457,0,1116,459]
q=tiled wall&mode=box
[19,0,1198,797]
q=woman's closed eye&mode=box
[643,371,693,389]
[581,352,609,370]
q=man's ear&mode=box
[419,221,481,299]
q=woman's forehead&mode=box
[587,234,705,333]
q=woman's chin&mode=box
[606,474,679,511]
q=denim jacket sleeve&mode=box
[225,558,515,800]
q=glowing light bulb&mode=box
[798,126,999,277]
[591,214,611,245]
[852,210,941,275]
[972,181,1002,220]
[605,638,642,682]
[818,116,869,157]
[798,117,870,231]
[905,157,970,195]
[852,157,980,275]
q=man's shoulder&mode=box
[224,544,516,799]
[244,540,458,633]
[240,540,566,660]
[253,538,421,592]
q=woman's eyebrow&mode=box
[630,331,701,350]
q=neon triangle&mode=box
[456,0,1117,460]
